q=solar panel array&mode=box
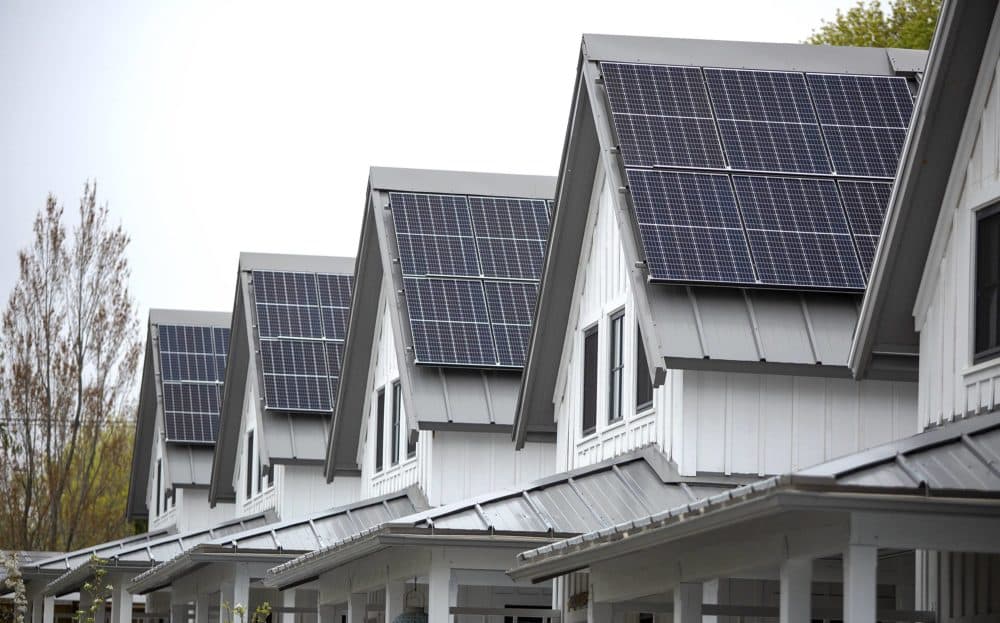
[158,324,230,443]
[252,270,353,412]
[389,191,551,368]
[601,62,914,290]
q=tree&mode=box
[0,182,141,551]
[807,0,941,50]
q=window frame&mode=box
[155,458,162,516]
[391,381,401,466]
[581,324,599,437]
[245,430,255,499]
[607,310,625,424]
[635,324,654,413]
[375,388,386,472]
[975,203,1000,363]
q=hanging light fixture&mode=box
[391,577,427,623]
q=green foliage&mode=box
[807,0,941,50]
[74,556,111,623]
[221,601,271,623]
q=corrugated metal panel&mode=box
[164,445,214,486]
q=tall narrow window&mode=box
[245,430,254,499]
[582,326,599,435]
[391,382,401,466]
[608,312,624,423]
[406,388,417,459]
[976,208,1000,361]
[375,388,385,472]
[636,326,654,411]
[155,459,162,516]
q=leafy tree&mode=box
[0,182,141,551]
[807,0,941,50]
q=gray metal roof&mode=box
[210,252,355,505]
[19,529,171,580]
[271,447,743,587]
[851,0,998,377]
[513,35,928,449]
[325,167,556,478]
[42,513,270,596]
[127,488,426,594]
[127,309,232,521]
[513,410,1000,579]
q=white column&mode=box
[30,591,55,623]
[780,558,812,623]
[345,593,366,623]
[673,582,701,623]
[384,581,406,621]
[428,554,457,622]
[843,544,877,623]
[194,593,211,623]
[41,594,54,623]
[110,579,133,623]
[220,566,250,623]
[586,599,612,622]
[280,589,296,623]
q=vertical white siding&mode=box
[681,371,918,475]
[554,173,674,472]
[917,49,1000,428]
[277,465,359,519]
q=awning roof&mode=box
[269,447,746,588]
[127,488,426,594]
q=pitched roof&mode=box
[209,252,355,505]
[512,409,1000,581]
[127,488,425,594]
[513,35,928,448]
[851,0,999,376]
[324,167,556,478]
[127,309,232,521]
[270,447,745,588]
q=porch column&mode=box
[194,593,211,623]
[110,579,133,623]
[219,565,250,623]
[780,557,812,623]
[673,582,701,623]
[384,581,406,621]
[428,555,457,622]
[345,593,366,623]
[280,589,295,623]
[843,544,877,623]
[31,591,55,623]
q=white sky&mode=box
[0,0,858,319]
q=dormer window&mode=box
[391,382,401,466]
[375,388,385,472]
[608,311,625,423]
[245,430,254,499]
[976,206,1000,362]
[582,326,599,436]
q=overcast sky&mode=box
[0,0,858,319]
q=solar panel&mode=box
[389,191,552,368]
[158,324,230,443]
[602,62,725,169]
[599,61,914,291]
[251,270,353,412]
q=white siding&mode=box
[916,49,1000,429]
[276,464,359,519]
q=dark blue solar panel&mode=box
[717,120,832,174]
[628,169,755,284]
[733,176,849,234]
[838,180,892,237]
[746,229,864,290]
[854,235,880,278]
[391,192,481,277]
[403,277,497,366]
[468,196,550,280]
[252,270,352,412]
[601,62,725,169]
[808,74,913,129]
[823,125,907,178]
[704,68,816,123]
[158,323,229,443]
[484,282,538,367]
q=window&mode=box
[976,207,1000,361]
[636,326,653,411]
[391,382,401,465]
[608,312,624,423]
[155,459,162,516]
[582,326,598,435]
[375,388,385,472]
[245,430,254,499]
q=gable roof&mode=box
[270,447,745,588]
[126,488,426,594]
[209,252,355,505]
[127,309,232,521]
[512,407,1000,582]
[851,0,1000,376]
[324,167,556,479]
[513,35,927,448]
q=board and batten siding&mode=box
[555,168,918,475]
[916,45,1000,430]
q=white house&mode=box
[208,252,361,520]
[511,3,1000,622]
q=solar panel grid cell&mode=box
[484,282,539,367]
[404,277,497,366]
[822,125,908,178]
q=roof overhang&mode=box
[127,544,301,594]
[326,167,556,479]
[514,35,928,448]
[851,0,1000,377]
